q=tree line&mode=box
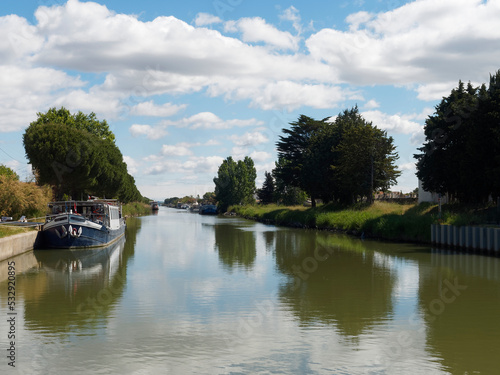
[214,106,401,210]
[415,70,500,204]
[23,107,145,203]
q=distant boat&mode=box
[151,202,159,211]
[41,200,126,249]
[199,204,217,215]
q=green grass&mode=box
[229,201,500,243]
[0,225,34,239]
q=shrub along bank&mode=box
[229,201,500,243]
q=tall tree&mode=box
[23,108,142,202]
[31,107,115,142]
[275,108,400,205]
[213,156,256,212]
[275,115,327,207]
[415,72,500,204]
[257,171,275,204]
[334,108,400,203]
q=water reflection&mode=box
[3,211,500,374]
[214,223,256,271]
[275,231,396,338]
[19,218,141,335]
[418,249,500,374]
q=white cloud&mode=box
[0,65,85,132]
[162,112,264,130]
[279,6,302,34]
[229,131,269,147]
[161,144,193,156]
[416,82,458,101]
[364,99,380,109]
[249,151,272,163]
[129,101,186,117]
[123,155,140,175]
[306,0,500,88]
[129,124,167,140]
[398,162,416,171]
[247,81,361,111]
[145,155,223,175]
[194,13,222,27]
[362,110,423,135]
[225,17,299,50]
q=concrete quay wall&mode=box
[0,231,41,262]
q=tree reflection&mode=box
[276,231,395,338]
[418,251,500,374]
[214,224,256,271]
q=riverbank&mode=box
[229,201,500,243]
[0,225,36,239]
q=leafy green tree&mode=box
[272,169,308,206]
[214,156,256,212]
[275,108,399,205]
[23,108,142,202]
[415,72,500,204]
[257,171,275,204]
[31,107,115,142]
[0,165,19,180]
[334,108,400,203]
[275,115,329,207]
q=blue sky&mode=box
[1,0,499,200]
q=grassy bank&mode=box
[0,225,35,239]
[122,202,151,217]
[229,201,500,243]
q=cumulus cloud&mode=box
[129,124,168,140]
[362,110,423,134]
[1,0,500,135]
[145,155,223,175]
[225,17,299,50]
[0,65,85,132]
[161,144,193,156]
[194,13,222,27]
[161,112,264,129]
[129,101,186,117]
[398,162,416,171]
[364,99,380,109]
[123,155,140,175]
[306,0,500,89]
[229,131,269,147]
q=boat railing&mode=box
[44,211,109,226]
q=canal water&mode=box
[1,208,500,374]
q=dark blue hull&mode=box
[41,223,125,249]
[199,205,218,215]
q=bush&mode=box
[0,176,52,220]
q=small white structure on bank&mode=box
[418,180,447,204]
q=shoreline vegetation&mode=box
[228,201,500,244]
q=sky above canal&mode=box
[1,0,499,199]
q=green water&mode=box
[1,208,499,374]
